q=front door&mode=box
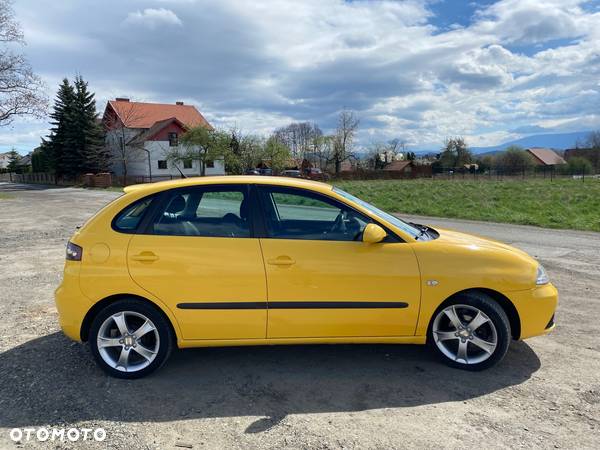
[257,186,421,339]
[127,184,267,340]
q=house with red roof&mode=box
[102,98,224,179]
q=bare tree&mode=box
[387,138,407,159]
[274,122,322,160]
[311,134,335,171]
[586,130,600,149]
[439,137,472,168]
[103,100,149,181]
[367,138,407,169]
[0,0,47,125]
[332,109,359,175]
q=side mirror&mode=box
[362,223,387,244]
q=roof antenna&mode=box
[174,164,187,179]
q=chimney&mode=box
[175,101,184,105]
[115,97,130,102]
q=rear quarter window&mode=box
[112,196,154,232]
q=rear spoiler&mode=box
[123,184,146,194]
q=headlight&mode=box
[536,265,549,285]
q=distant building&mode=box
[383,160,414,173]
[525,147,566,166]
[102,98,224,179]
[0,152,10,169]
[339,158,359,172]
[379,150,404,163]
[18,152,32,170]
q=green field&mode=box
[335,178,600,232]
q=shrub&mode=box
[565,156,593,175]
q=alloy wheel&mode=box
[96,311,160,372]
[432,304,498,365]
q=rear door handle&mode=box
[131,252,159,262]
[267,256,295,266]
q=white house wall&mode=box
[106,128,145,176]
[106,132,225,178]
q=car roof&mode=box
[123,175,333,195]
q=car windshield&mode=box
[333,187,423,239]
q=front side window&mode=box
[333,187,422,239]
[259,186,370,241]
[168,132,178,147]
[157,160,167,169]
[113,196,154,232]
[150,186,250,237]
[183,159,193,169]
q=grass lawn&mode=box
[0,193,13,200]
[335,178,600,232]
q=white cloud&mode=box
[6,0,600,152]
[124,8,183,29]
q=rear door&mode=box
[127,184,267,340]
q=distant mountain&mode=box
[470,131,591,155]
[413,130,592,156]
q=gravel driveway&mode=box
[0,182,598,449]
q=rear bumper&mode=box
[510,283,558,339]
[54,262,90,342]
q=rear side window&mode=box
[113,197,154,232]
[150,186,251,238]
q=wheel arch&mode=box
[437,288,521,340]
[80,293,179,343]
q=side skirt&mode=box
[177,335,427,348]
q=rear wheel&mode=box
[89,299,173,379]
[428,292,511,371]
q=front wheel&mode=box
[89,299,174,379]
[428,292,511,371]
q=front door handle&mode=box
[131,251,159,262]
[267,256,296,266]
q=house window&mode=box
[206,160,214,168]
[168,132,178,147]
[183,159,193,169]
[158,160,168,169]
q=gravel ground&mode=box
[0,182,599,450]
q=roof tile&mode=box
[105,100,212,129]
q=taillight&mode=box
[66,241,83,261]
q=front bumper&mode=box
[54,261,90,342]
[510,283,558,339]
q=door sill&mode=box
[177,335,426,348]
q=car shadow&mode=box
[0,332,540,432]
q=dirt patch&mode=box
[0,182,599,449]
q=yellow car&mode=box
[55,176,557,378]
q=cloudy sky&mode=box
[3,0,600,153]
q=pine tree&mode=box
[48,78,76,177]
[6,149,21,172]
[45,76,108,178]
[32,138,53,172]
[71,76,108,173]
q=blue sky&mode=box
[2,0,600,153]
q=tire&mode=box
[427,292,511,371]
[89,299,174,379]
